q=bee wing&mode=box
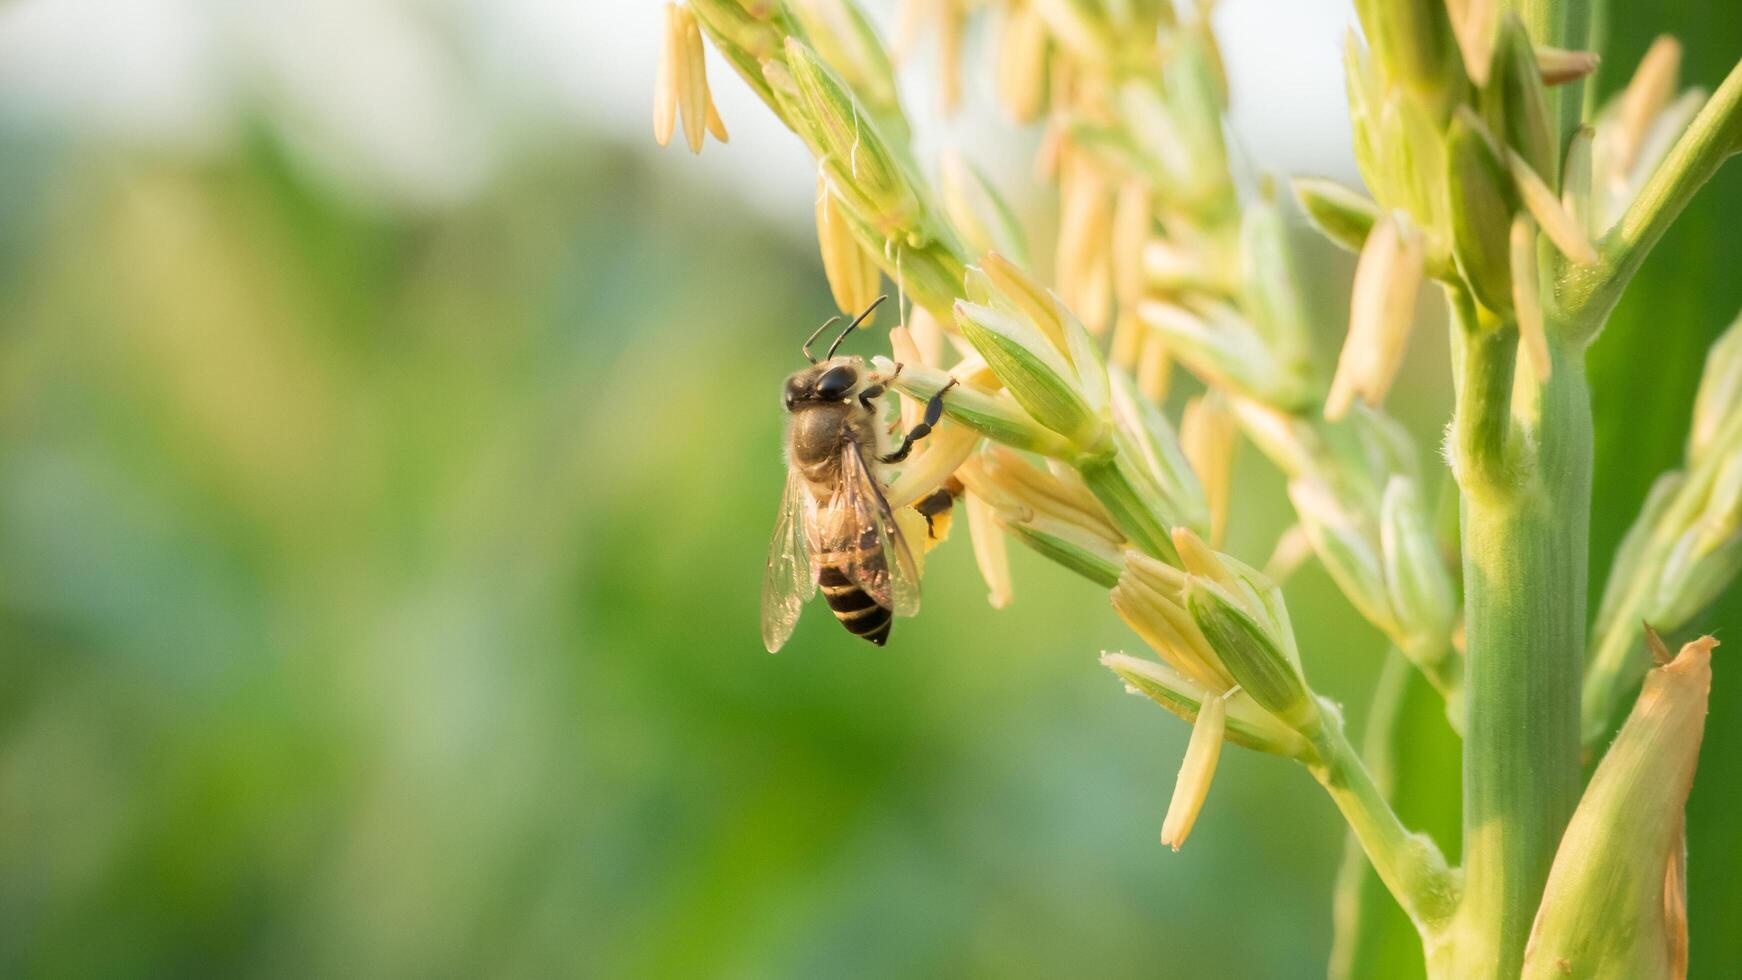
[830,439,921,618]
[761,467,817,653]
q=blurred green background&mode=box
[0,3,1736,978]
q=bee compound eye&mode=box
[815,365,856,400]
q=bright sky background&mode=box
[0,0,1360,228]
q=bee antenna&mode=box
[802,315,842,363]
[825,295,887,360]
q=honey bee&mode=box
[762,297,957,652]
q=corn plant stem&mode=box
[1449,333,1591,978]
[1563,55,1742,335]
[1452,316,1520,502]
[1328,649,1415,980]
[1308,698,1461,940]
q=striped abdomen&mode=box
[818,565,891,645]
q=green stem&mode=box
[1451,307,1522,502]
[1563,56,1742,333]
[1309,699,1462,942]
[1449,336,1590,977]
[1328,649,1415,980]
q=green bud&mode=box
[968,254,1107,414]
[1379,476,1457,652]
[1688,312,1742,467]
[1288,478,1400,636]
[1003,518,1123,589]
[953,300,1107,450]
[784,38,919,230]
[689,0,787,117]
[1650,498,1742,630]
[1076,452,1179,563]
[1186,577,1317,730]
[1344,400,1424,491]
[1109,370,1212,537]
[1061,296,1112,416]
[1446,108,1517,313]
[1701,448,1742,549]
[1481,13,1556,179]
[873,357,1074,457]
[785,0,902,126]
[1355,0,1466,121]
[1592,471,1684,641]
[1136,300,1317,411]
[1114,81,1194,188]
[1292,176,1381,255]
[690,0,783,60]
[1380,89,1451,233]
[1525,634,1716,980]
[760,59,821,148]
[1099,653,1312,758]
[1240,193,1314,370]
[1345,34,1390,207]
[1162,29,1232,197]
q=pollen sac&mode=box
[1160,692,1226,851]
[1180,395,1236,547]
[1327,211,1425,420]
[653,4,723,155]
[815,173,882,318]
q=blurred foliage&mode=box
[1589,3,1742,976]
[0,4,1737,979]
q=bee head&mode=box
[783,357,865,410]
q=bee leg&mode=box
[878,379,958,464]
[857,384,885,410]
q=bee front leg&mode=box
[879,378,958,464]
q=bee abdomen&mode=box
[818,565,891,646]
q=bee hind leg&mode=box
[879,379,958,464]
